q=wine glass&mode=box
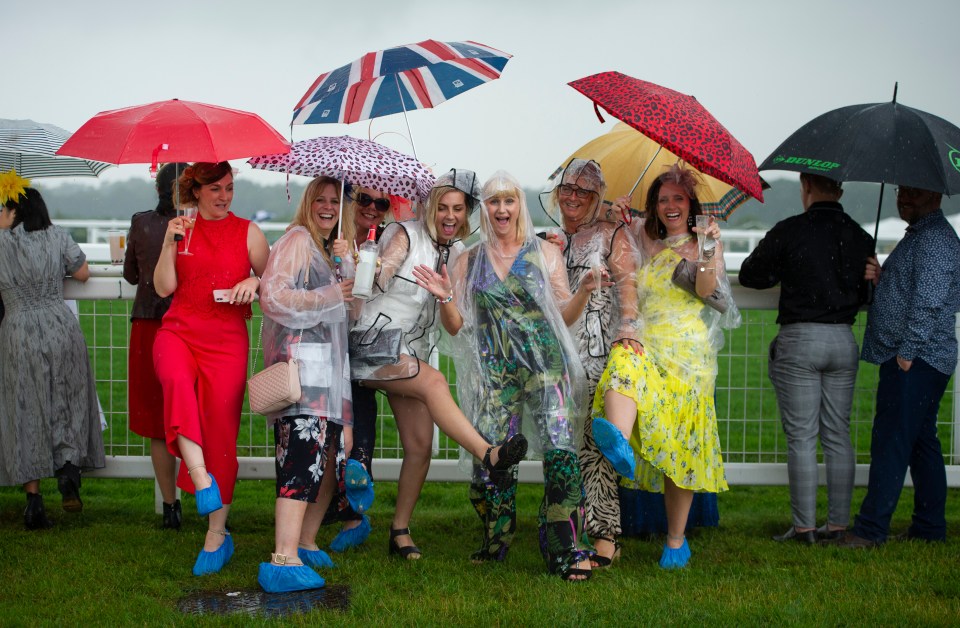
[178,206,198,256]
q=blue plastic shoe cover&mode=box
[195,474,223,517]
[298,547,335,569]
[658,538,691,569]
[345,460,375,514]
[330,515,371,553]
[258,562,325,593]
[192,532,234,576]
[592,418,636,480]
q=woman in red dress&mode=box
[153,162,270,576]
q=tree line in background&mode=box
[35,177,959,230]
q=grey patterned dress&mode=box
[0,224,104,485]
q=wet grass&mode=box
[1,480,958,625]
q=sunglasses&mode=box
[355,192,391,212]
[558,183,595,199]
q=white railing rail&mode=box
[67,262,959,487]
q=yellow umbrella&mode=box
[552,122,753,221]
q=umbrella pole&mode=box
[628,145,664,198]
[872,182,885,244]
[394,74,418,160]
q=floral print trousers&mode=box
[470,449,590,576]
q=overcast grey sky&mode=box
[8,0,960,192]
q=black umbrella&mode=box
[759,84,960,241]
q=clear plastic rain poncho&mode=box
[540,158,643,388]
[351,168,482,382]
[258,227,352,425]
[447,170,586,465]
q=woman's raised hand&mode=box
[164,215,186,245]
[331,238,350,261]
[412,263,452,301]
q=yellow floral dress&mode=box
[592,244,728,493]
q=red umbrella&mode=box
[568,71,764,202]
[56,99,290,171]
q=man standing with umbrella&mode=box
[839,185,960,547]
[739,174,874,545]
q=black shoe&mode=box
[815,524,845,543]
[772,527,816,545]
[163,499,182,530]
[55,462,83,512]
[482,434,528,473]
[24,493,54,530]
[388,527,422,560]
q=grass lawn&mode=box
[1,480,958,625]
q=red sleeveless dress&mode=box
[153,212,252,504]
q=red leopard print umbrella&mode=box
[569,72,764,202]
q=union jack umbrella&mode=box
[292,39,512,126]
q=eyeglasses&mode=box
[355,192,391,212]
[558,183,595,199]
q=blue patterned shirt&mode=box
[862,209,960,374]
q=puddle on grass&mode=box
[178,585,350,617]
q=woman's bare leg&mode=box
[603,389,638,438]
[300,439,342,549]
[390,395,432,552]
[150,438,178,503]
[370,362,498,462]
[664,475,694,548]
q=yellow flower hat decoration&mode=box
[0,169,30,205]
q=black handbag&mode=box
[671,258,729,314]
[349,313,402,367]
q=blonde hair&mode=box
[292,176,342,264]
[423,185,472,242]
[484,188,527,243]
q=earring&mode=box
[687,214,695,228]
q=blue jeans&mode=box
[852,357,949,542]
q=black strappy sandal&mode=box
[590,536,622,568]
[388,527,422,560]
[561,567,593,582]
[483,433,528,473]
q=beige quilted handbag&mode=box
[247,265,306,415]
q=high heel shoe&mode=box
[192,530,234,576]
[162,499,182,530]
[482,433,528,473]
[592,417,636,480]
[659,536,691,569]
[55,462,83,512]
[258,554,325,593]
[345,460,374,514]
[388,527,422,560]
[24,493,54,530]
[330,515,371,553]
[590,536,622,568]
[192,470,223,517]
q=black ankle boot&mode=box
[24,493,54,530]
[162,499,182,530]
[55,462,83,512]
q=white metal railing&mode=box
[65,261,959,487]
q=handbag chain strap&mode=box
[252,262,309,369]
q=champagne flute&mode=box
[178,206,198,256]
[695,215,715,263]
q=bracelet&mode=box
[702,247,716,260]
[699,266,716,273]
[436,292,454,304]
